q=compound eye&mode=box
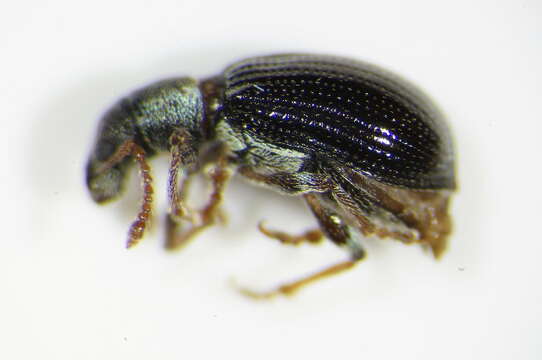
[94,140,116,162]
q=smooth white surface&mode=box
[1,1,541,359]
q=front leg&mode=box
[166,140,232,250]
[167,130,197,222]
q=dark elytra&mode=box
[86,54,455,298]
[221,55,454,190]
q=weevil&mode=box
[86,54,455,298]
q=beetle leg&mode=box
[257,221,324,245]
[165,151,231,250]
[239,259,359,299]
[165,173,197,250]
[167,130,197,221]
[96,139,154,249]
[239,193,365,299]
[165,130,199,250]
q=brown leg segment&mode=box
[165,151,231,250]
[96,139,154,249]
[257,221,324,245]
[239,260,358,299]
[167,130,196,221]
[239,193,365,299]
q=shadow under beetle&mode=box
[86,54,455,298]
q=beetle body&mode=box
[87,54,455,297]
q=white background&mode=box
[1,1,541,359]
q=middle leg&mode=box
[257,221,324,246]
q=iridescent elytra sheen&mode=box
[86,54,455,298]
[221,55,454,190]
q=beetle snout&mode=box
[86,160,125,203]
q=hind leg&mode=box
[239,193,365,299]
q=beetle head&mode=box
[86,77,204,203]
[86,99,136,203]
